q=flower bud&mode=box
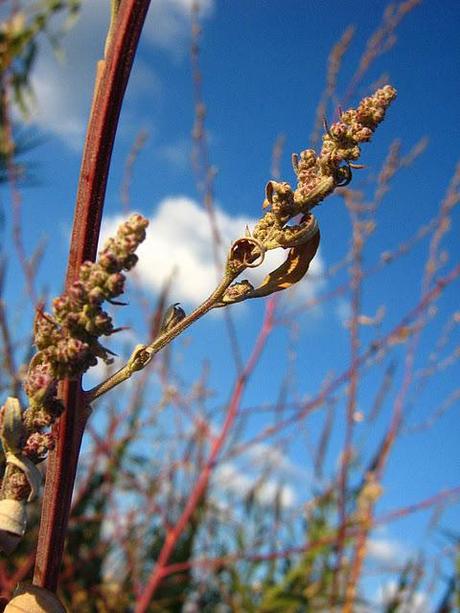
[160,303,186,333]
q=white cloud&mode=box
[100,197,325,306]
[143,0,214,55]
[156,139,191,170]
[244,442,310,480]
[367,537,408,564]
[26,0,213,145]
[376,580,429,612]
[29,1,109,147]
[210,441,312,510]
[213,462,296,509]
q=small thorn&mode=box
[323,115,333,139]
[111,326,130,334]
[102,346,118,357]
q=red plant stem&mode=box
[33,0,151,592]
[134,299,276,612]
[331,208,363,606]
[228,263,460,456]
[151,485,460,578]
[342,170,460,611]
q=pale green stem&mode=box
[86,268,239,402]
[104,0,122,57]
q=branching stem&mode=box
[86,269,238,402]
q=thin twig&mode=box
[134,299,276,611]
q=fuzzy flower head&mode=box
[23,213,149,434]
[3,214,150,503]
[223,86,397,305]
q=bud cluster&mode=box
[320,85,397,169]
[247,87,396,251]
[224,86,397,306]
[293,85,397,210]
[21,214,148,459]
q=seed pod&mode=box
[0,499,27,554]
[1,397,24,454]
[160,303,186,333]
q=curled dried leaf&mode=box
[220,231,320,306]
[248,230,320,299]
[1,398,24,454]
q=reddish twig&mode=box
[342,0,422,105]
[0,299,21,398]
[134,299,276,612]
[33,0,152,592]
[0,86,37,301]
[190,4,243,372]
[120,128,149,213]
[147,485,460,579]
[342,164,460,610]
[310,25,355,147]
[331,204,365,605]
[229,263,460,456]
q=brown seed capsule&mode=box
[4,584,66,612]
[0,499,27,554]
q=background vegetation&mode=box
[0,1,459,611]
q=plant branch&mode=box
[134,299,276,612]
[86,269,239,402]
[33,0,151,592]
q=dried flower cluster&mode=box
[268,85,397,220]
[222,86,397,305]
[0,214,148,502]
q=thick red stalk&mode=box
[33,0,151,592]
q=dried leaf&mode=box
[247,230,320,299]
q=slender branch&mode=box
[190,3,244,373]
[140,485,460,580]
[0,300,21,399]
[134,299,276,612]
[227,263,460,456]
[33,0,151,592]
[331,202,365,606]
[86,269,238,402]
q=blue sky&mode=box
[2,0,460,608]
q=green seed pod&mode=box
[160,303,186,333]
[1,398,24,454]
